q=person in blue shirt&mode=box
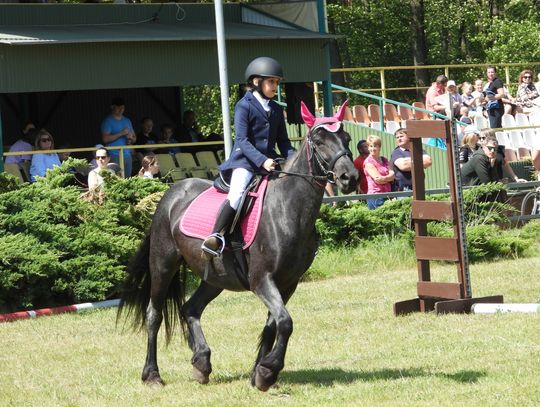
[201,57,296,257]
[101,97,135,178]
[29,129,61,182]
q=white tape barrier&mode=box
[472,303,540,314]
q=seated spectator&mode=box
[461,82,480,115]
[363,135,394,210]
[459,126,480,167]
[154,124,180,155]
[29,130,61,182]
[425,74,448,115]
[501,86,517,115]
[353,139,369,194]
[515,69,540,113]
[471,79,487,112]
[461,135,502,186]
[5,123,37,168]
[87,147,115,190]
[177,110,205,153]
[478,129,526,183]
[446,80,463,118]
[391,128,432,192]
[138,155,160,179]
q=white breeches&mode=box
[227,167,254,210]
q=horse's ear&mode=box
[300,101,316,129]
[334,99,349,122]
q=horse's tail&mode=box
[116,234,187,345]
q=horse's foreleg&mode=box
[251,276,295,391]
[250,313,276,386]
[181,281,223,384]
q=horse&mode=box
[117,100,358,391]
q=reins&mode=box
[272,126,351,188]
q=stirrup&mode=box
[201,233,226,257]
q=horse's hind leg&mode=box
[181,281,223,384]
[142,249,180,385]
[251,278,297,391]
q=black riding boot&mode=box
[201,200,237,257]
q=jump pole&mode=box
[0,299,120,323]
[472,303,540,314]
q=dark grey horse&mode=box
[118,103,358,391]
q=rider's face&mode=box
[259,77,280,99]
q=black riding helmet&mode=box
[245,57,283,82]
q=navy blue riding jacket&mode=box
[219,91,296,174]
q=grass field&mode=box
[1,252,540,406]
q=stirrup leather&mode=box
[201,233,226,257]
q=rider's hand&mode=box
[262,159,276,172]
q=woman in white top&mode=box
[88,147,114,190]
[137,155,160,179]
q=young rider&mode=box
[201,56,296,256]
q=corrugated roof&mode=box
[0,21,334,45]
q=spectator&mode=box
[501,86,517,115]
[477,129,526,183]
[425,74,448,115]
[29,130,61,182]
[515,69,540,113]
[136,117,157,147]
[461,82,479,115]
[446,80,463,118]
[363,135,394,210]
[101,97,135,178]
[5,123,36,168]
[459,126,480,167]
[138,155,160,179]
[390,128,432,192]
[484,66,505,129]
[155,124,180,155]
[461,135,502,186]
[57,143,72,162]
[471,79,487,112]
[353,139,369,194]
[535,72,540,93]
[87,147,115,190]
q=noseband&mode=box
[306,124,352,184]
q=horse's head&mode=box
[300,100,358,194]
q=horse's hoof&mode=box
[142,371,165,387]
[254,365,274,392]
[192,366,210,384]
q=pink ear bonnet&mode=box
[300,99,349,133]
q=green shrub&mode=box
[0,161,169,312]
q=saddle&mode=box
[180,175,269,250]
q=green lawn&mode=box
[1,253,540,406]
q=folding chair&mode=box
[383,104,400,122]
[352,105,370,127]
[397,105,413,126]
[195,151,220,178]
[412,102,429,120]
[154,153,187,182]
[175,152,208,179]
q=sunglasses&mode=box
[40,138,51,142]
[478,136,486,140]
[485,146,497,151]
[523,76,532,79]
[95,155,108,160]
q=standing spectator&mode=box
[101,97,135,178]
[29,130,61,182]
[353,139,369,194]
[461,82,479,115]
[138,155,160,179]
[515,69,540,113]
[136,117,157,146]
[425,74,448,115]
[484,66,505,129]
[363,135,394,210]
[390,128,432,192]
[87,147,115,190]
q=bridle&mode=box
[273,122,352,187]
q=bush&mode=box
[0,161,168,312]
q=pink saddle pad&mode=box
[180,178,268,250]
